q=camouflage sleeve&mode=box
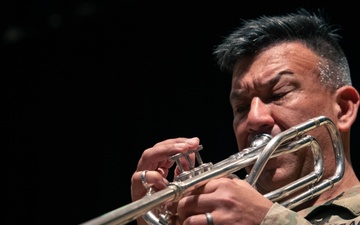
[261,203,312,225]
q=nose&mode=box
[246,97,274,133]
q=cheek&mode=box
[234,122,248,149]
[298,91,335,117]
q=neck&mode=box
[293,160,359,211]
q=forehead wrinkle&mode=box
[232,52,286,88]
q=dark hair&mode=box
[214,8,352,88]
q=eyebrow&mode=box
[229,89,244,103]
[229,72,294,102]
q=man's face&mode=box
[230,42,338,194]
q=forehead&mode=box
[232,42,321,83]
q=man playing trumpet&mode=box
[131,8,360,225]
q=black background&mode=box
[2,1,359,225]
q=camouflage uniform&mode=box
[261,185,360,225]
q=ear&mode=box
[335,86,360,132]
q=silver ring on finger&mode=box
[205,212,214,225]
[141,170,151,191]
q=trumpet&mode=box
[81,116,345,225]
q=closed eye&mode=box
[234,103,250,115]
[269,92,287,101]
